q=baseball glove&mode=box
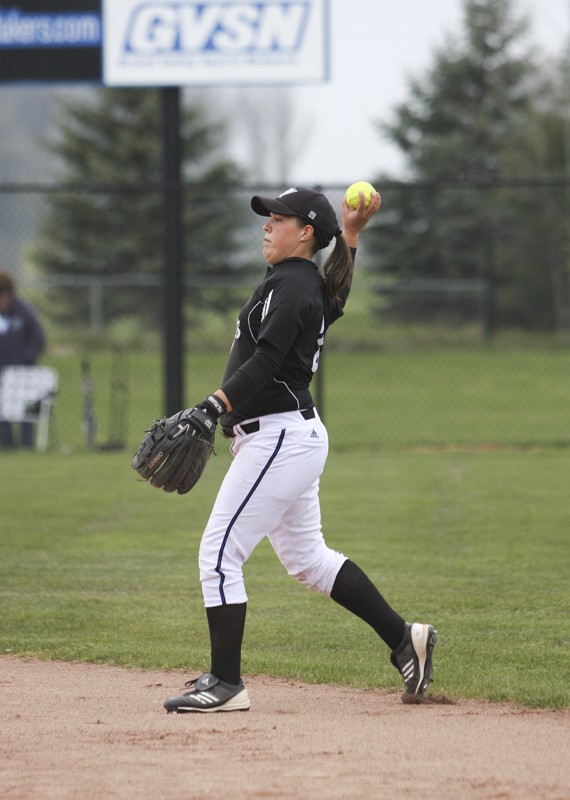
[131,407,215,495]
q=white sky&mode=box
[242,0,570,186]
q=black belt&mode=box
[240,408,315,435]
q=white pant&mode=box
[199,410,347,607]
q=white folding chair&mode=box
[0,366,59,451]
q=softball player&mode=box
[164,187,437,713]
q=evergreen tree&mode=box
[32,88,246,332]
[371,0,566,330]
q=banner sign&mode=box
[0,1,102,82]
[102,0,329,87]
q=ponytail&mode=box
[322,234,354,300]
[292,216,353,300]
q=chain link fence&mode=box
[2,182,570,452]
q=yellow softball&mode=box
[345,181,376,210]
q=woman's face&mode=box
[262,213,312,265]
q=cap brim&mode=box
[251,195,298,217]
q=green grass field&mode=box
[1,445,568,709]
[42,345,570,452]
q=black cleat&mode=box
[391,622,438,696]
[164,672,250,713]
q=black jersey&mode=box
[219,256,349,426]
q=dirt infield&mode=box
[2,656,569,800]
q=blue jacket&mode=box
[0,296,45,367]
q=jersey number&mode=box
[311,316,325,373]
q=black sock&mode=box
[330,560,406,650]
[206,602,247,685]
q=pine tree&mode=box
[371,0,567,330]
[32,88,246,331]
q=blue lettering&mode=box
[123,2,310,56]
[0,10,101,49]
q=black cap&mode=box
[251,187,341,250]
